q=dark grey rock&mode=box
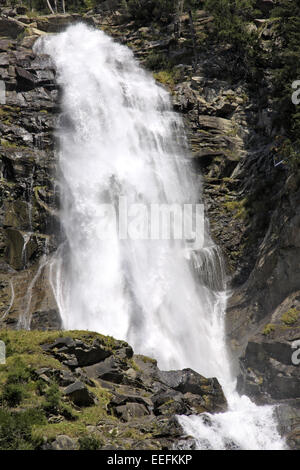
[50,435,78,450]
[115,403,150,421]
[84,356,125,384]
[64,381,97,407]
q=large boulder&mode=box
[115,403,150,422]
[63,381,97,407]
[84,356,125,384]
[158,369,227,412]
[43,336,113,367]
[47,435,78,451]
[0,17,25,38]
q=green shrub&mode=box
[281,308,299,326]
[78,435,103,450]
[262,324,275,336]
[0,408,46,450]
[127,0,175,24]
[42,383,76,420]
[2,383,24,407]
[145,52,169,71]
[6,360,31,385]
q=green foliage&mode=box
[6,359,31,385]
[0,408,46,450]
[1,359,31,407]
[262,323,275,336]
[154,70,175,88]
[145,52,169,71]
[22,0,49,14]
[42,383,76,420]
[126,0,176,24]
[203,0,261,78]
[281,308,299,326]
[78,434,103,450]
[42,383,61,414]
[204,0,259,46]
[2,383,24,407]
[279,139,300,171]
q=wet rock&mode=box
[30,309,62,330]
[275,403,300,450]
[154,392,188,416]
[4,228,37,270]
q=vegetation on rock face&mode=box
[0,408,45,450]
[204,0,261,59]
[270,0,300,169]
[203,0,300,169]
[262,323,275,336]
[281,308,299,326]
[0,330,116,449]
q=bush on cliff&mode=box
[0,408,45,450]
[203,0,261,69]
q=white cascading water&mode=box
[34,24,285,450]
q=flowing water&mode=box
[34,24,285,450]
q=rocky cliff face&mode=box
[0,5,299,448]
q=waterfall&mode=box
[34,24,285,450]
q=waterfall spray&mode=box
[34,24,285,450]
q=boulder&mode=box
[49,435,78,451]
[63,381,97,407]
[158,369,227,412]
[159,368,220,396]
[42,336,113,367]
[115,403,150,421]
[30,309,62,330]
[275,404,300,450]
